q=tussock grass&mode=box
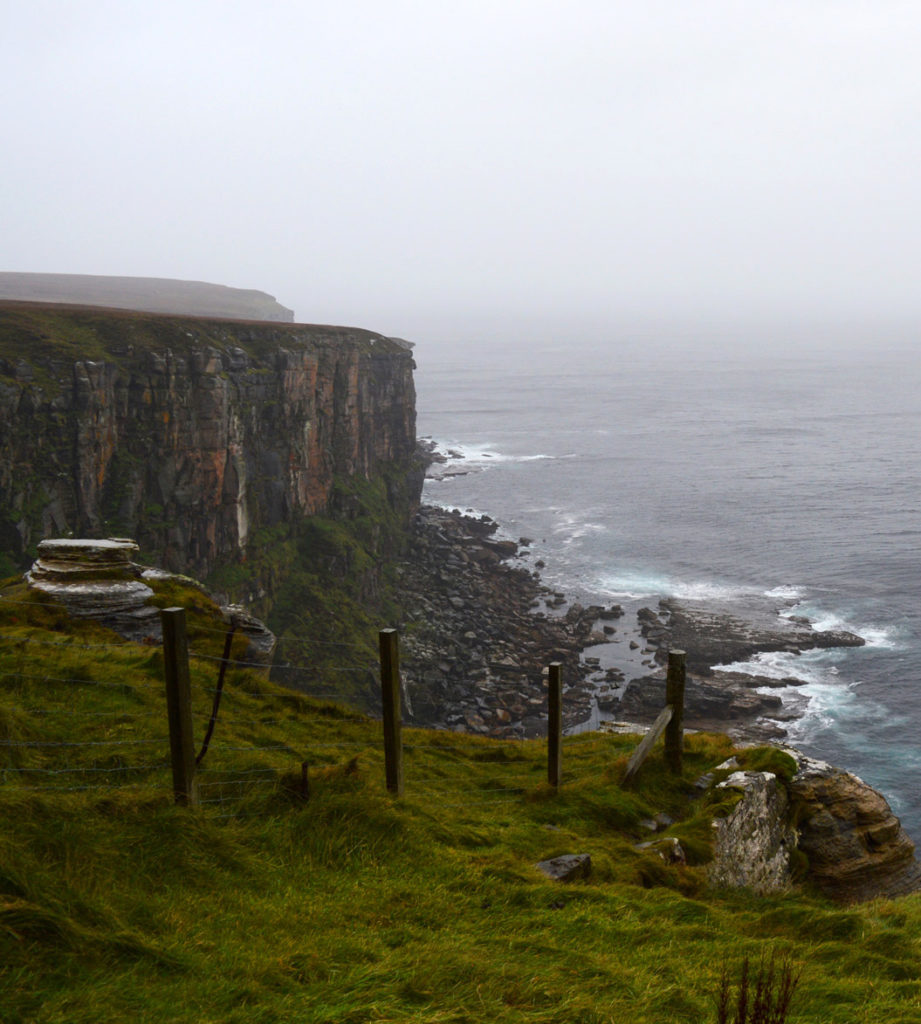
[3,583,921,1021]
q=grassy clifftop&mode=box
[0,273,294,321]
[2,581,921,1022]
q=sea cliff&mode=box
[0,302,422,609]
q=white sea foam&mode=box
[779,599,900,649]
[551,513,608,545]
[714,649,830,686]
[668,579,752,602]
[431,441,559,466]
[764,584,805,601]
[594,569,672,600]
[425,500,491,520]
[595,569,752,603]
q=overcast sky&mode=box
[3,1,921,343]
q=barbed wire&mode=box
[0,670,162,690]
[197,767,278,779]
[197,623,375,650]
[6,782,161,793]
[0,633,132,650]
[11,707,163,719]
[202,743,293,754]
[0,597,68,609]
[2,763,169,776]
[0,738,169,748]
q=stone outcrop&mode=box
[24,537,276,660]
[639,599,865,678]
[708,770,798,894]
[610,597,866,741]
[0,304,420,594]
[706,749,921,904]
[26,537,159,642]
[618,671,794,742]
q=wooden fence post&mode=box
[548,662,562,788]
[665,649,686,775]
[621,706,673,787]
[379,628,403,796]
[161,607,198,807]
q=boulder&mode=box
[26,538,158,642]
[536,854,592,882]
[789,752,921,903]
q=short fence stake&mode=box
[665,649,686,775]
[161,607,198,807]
[548,662,562,788]
[379,628,403,796]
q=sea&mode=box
[414,327,921,840]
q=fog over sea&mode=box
[415,330,921,840]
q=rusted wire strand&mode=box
[195,624,235,767]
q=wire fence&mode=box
[0,606,668,817]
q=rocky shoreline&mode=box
[397,503,867,743]
[396,506,619,736]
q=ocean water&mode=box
[414,331,921,839]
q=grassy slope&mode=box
[2,584,921,1023]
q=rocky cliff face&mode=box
[0,303,421,591]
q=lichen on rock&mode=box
[708,768,798,894]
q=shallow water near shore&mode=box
[415,330,921,839]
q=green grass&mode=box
[2,583,921,1022]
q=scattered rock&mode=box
[635,837,686,865]
[536,854,592,882]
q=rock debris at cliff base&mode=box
[396,506,618,737]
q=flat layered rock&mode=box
[28,538,140,583]
[25,538,275,659]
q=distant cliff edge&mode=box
[0,303,422,644]
[0,272,295,322]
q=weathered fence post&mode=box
[621,705,673,787]
[379,628,403,796]
[665,649,686,775]
[161,607,198,807]
[548,662,562,788]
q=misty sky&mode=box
[3,1,921,342]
